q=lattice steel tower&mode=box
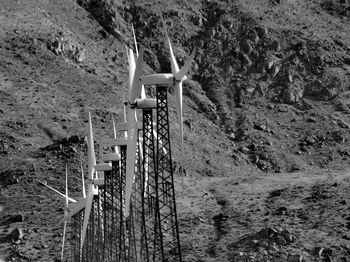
[132,86,182,262]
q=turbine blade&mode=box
[113,120,117,138]
[128,49,136,92]
[138,140,143,161]
[112,120,120,155]
[80,160,86,199]
[88,112,96,180]
[125,110,138,217]
[61,220,67,261]
[160,14,180,73]
[141,85,146,99]
[129,47,144,103]
[132,23,138,57]
[175,47,196,81]
[65,165,69,207]
[153,129,167,155]
[123,103,127,123]
[167,36,180,73]
[175,81,184,150]
[123,105,128,138]
[81,187,94,248]
[35,179,76,203]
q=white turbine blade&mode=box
[175,81,184,150]
[128,49,136,91]
[167,36,180,73]
[61,220,67,261]
[160,14,180,73]
[131,23,138,57]
[123,104,128,138]
[139,73,174,85]
[152,129,167,155]
[123,103,127,122]
[62,166,69,261]
[141,85,146,99]
[79,112,97,246]
[88,112,96,180]
[80,160,86,199]
[35,179,76,203]
[174,47,196,81]
[65,165,69,207]
[112,121,120,155]
[113,120,117,138]
[129,47,144,103]
[81,184,94,247]
[138,140,143,161]
[125,110,138,217]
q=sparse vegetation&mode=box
[0,0,350,261]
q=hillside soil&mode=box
[0,0,350,261]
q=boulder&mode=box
[282,87,303,104]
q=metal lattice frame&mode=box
[141,108,163,261]
[127,136,143,261]
[70,210,83,262]
[155,86,182,262]
[101,158,127,262]
[119,145,128,261]
[82,196,104,261]
[68,85,182,261]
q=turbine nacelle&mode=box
[139,74,188,86]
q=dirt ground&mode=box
[1,0,350,261]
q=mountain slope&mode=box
[0,0,350,261]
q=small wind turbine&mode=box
[61,165,69,261]
[63,113,110,251]
[35,166,78,261]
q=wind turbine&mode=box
[63,113,111,250]
[129,24,166,153]
[80,112,97,248]
[123,24,170,217]
[80,160,86,199]
[139,16,196,150]
[124,46,144,218]
[35,166,77,261]
[61,165,69,261]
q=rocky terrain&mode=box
[0,0,350,261]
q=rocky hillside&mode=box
[0,0,350,261]
[77,0,350,173]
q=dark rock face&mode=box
[77,0,130,41]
